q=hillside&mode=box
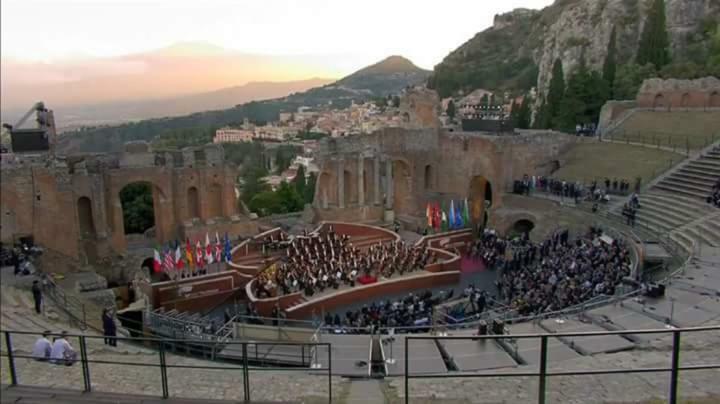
[57,55,429,154]
[429,0,720,98]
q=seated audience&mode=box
[50,331,77,366]
[31,331,52,361]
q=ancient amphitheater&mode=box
[1,106,720,403]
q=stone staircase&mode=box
[620,144,720,252]
[0,285,152,357]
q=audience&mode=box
[495,227,632,316]
[515,174,633,203]
[50,331,77,366]
[31,331,52,361]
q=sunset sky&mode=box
[2,0,553,72]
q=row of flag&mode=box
[425,199,471,232]
[152,232,232,274]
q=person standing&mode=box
[31,280,42,314]
[102,308,117,347]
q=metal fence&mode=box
[404,325,720,404]
[1,330,333,403]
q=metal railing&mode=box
[1,330,332,403]
[404,325,720,404]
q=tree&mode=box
[293,165,307,199]
[613,63,658,100]
[546,59,566,128]
[533,100,550,129]
[119,183,155,234]
[240,167,270,204]
[637,0,670,70]
[603,26,618,98]
[275,181,304,213]
[516,96,532,129]
[446,100,456,119]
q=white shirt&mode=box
[50,338,72,361]
[32,337,52,360]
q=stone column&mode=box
[357,155,365,206]
[336,158,345,208]
[385,159,393,209]
[373,156,381,206]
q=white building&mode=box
[213,127,254,143]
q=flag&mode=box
[463,198,471,227]
[426,203,432,228]
[153,249,162,273]
[454,200,464,228]
[163,248,174,272]
[175,243,185,271]
[205,233,214,264]
[433,202,442,231]
[195,239,204,269]
[224,233,232,262]
[441,209,448,232]
[214,232,222,263]
[185,238,194,270]
[449,200,456,230]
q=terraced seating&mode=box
[619,145,720,251]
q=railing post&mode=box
[405,337,409,404]
[668,330,681,404]
[159,343,169,398]
[328,343,332,404]
[242,343,250,402]
[4,332,18,386]
[79,335,91,392]
[538,335,548,404]
[82,305,87,329]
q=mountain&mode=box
[34,78,333,130]
[281,55,431,107]
[0,42,341,124]
[429,0,720,99]
[55,55,429,153]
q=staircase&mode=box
[618,144,720,252]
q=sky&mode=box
[2,0,554,73]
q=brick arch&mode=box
[653,93,665,109]
[710,91,720,108]
[681,93,691,108]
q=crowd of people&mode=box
[621,193,641,227]
[493,227,632,316]
[254,226,433,298]
[31,331,78,365]
[322,289,455,333]
[516,175,635,204]
[708,179,720,208]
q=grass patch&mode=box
[553,141,683,185]
[609,111,720,150]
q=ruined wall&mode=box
[636,77,720,109]
[0,142,250,274]
[313,128,575,222]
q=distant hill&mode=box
[57,55,429,153]
[276,55,431,109]
[45,78,333,129]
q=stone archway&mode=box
[77,197,96,239]
[117,181,165,249]
[710,92,720,108]
[511,219,535,235]
[187,186,200,220]
[317,171,335,208]
[207,183,223,218]
[468,176,493,230]
[681,93,690,108]
[424,164,433,190]
[343,170,356,206]
[653,93,665,109]
[393,160,413,214]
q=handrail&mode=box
[0,330,333,403]
[404,325,720,404]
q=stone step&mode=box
[680,226,718,248]
[686,161,720,175]
[676,166,720,181]
[669,231,694,253]
[654,184,708,200]
[667,174,718,189]
[693,222,720,246]
[657,178,714,194]
[639,197,707,222]
[671,172,719,186]
[642,191,713,213]
[633,205,687,229]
